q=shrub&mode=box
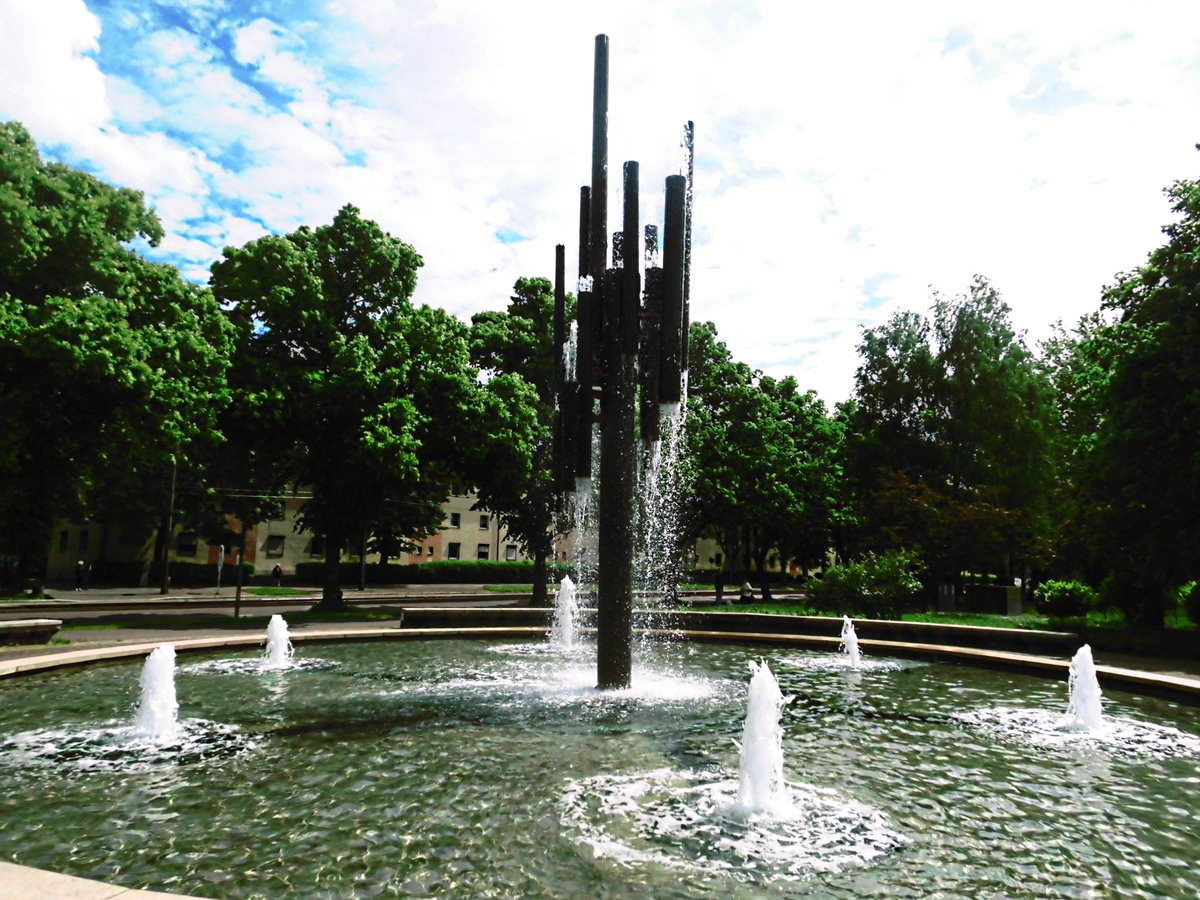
[1180,581,1200,627]
[1033,580,1099,618]
[806,550,924,619]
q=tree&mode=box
[847,277,1056,589]
[1076,173,1200,626]
[682,322,840,598]
[469,277,567,605]
[0,121,232,589]
[211,205,535,611]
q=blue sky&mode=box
[3,0,1199,402]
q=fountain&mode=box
[549,575,580,649]
[1065,643,1104,731]
[4,34,1200,900]
[263,614,294,669]
[131,643,179,744]
[553,35,693,689]
[839,616,861,668]
[735,659,793,816]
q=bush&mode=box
[1033,580,1099,618]
[1180,581,1200,627]
[806,550,924,619]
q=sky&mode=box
[3,0,1199,404]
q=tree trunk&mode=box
[314,531,346,612]
[531,545,549,607]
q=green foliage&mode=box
[1179,582,1200,628]
[682,321,842,594]
[1032,580,1100,618]
[0,121,232,582]
[806,549,925,619]
[468,277,565,604]
[1065,174,1200,627]
[212,206,536,610]
[846,276,1056,582]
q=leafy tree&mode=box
[847,277,1056,589]
[469,277,568,605]
[0,121,232,589]
[1075,173,1200,626]
[211,205,535,610]
[682,322,840,598]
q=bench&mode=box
[0,619,63,645]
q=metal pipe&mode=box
[660,174,687,403]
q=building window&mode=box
[427,546,434,557]
[59,531,69,552]
[266,535,285,558]
[479,514,490,530]
[449,512,461,528]
[78,530,89,553]
[177,532,198,556]
[310,536,324,557]
[447,542,461,560]
[476,544,489,561]
[505,544,518,561]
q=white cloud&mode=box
[4,0,1200,405]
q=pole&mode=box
[158,454,176,595]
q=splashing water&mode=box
[840,617,862,668]
[132,644,179,744]
[264,615,294,670]
[550,576,580,649]
[736,659,794,816]
[1065,644,1104,732]
[633,402,688,605]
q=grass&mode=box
[243,587,315,596]
[482,584,535,593]
[64,608,402,631]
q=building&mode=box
[45,488,539,586]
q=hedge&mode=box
[291,560,574,585]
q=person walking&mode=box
[74,559,87,591]
[272,564,283,587]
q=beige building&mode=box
[46,488,540,585]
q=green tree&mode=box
[682,322,839,597]
[469,276,568,605]
[0,121,232,589]
[211,205,534,610]
[1076,174,1200,626]
[847,277,1056,589]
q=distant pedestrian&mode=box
[75,559,87,591]
[714,567,725,604]
[272,564,283,587]
[740,581,754,603]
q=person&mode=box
[714,567,726,605]
[272,564,283,587]
[740,580,754,603]
[74,559,87,592]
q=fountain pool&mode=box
[1,639,1199,898]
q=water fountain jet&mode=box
[1065,644,1104,732]
[131,644,179,744]
[550,576,580,649]
[263,614,294,670]
[839,616,861,669]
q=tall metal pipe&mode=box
[621,161,640,355]
[660,174,687,403]
[575,186,593,480]
[682,121,694,375]
[590,34,609,303]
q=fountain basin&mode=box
[1,638,1199,898]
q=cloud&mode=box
[4,0,1200,406]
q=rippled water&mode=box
[1,640,1198,899]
